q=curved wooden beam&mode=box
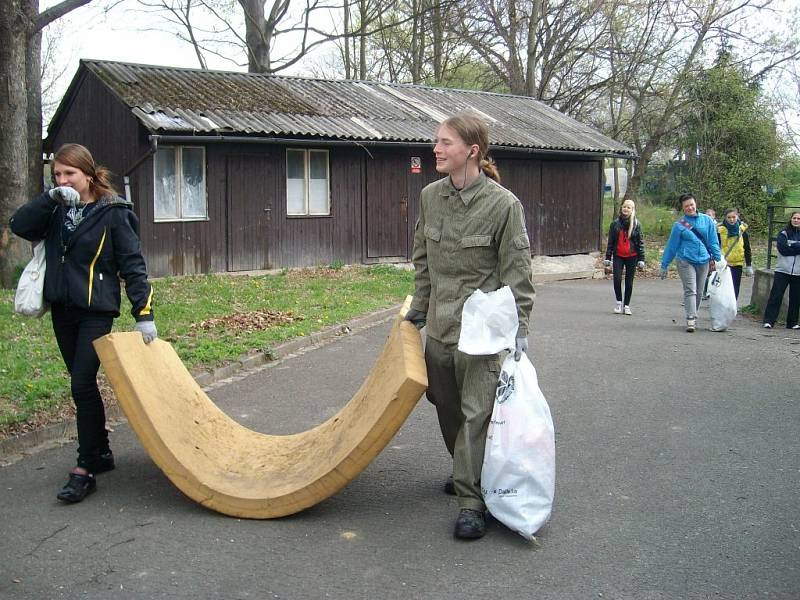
[93,299,427,518]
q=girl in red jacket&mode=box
[604,199,646,315]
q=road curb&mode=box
[0,303,401,465]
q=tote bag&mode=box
[14,241,49,318]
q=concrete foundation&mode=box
[751,268,791,323]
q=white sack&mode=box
[14,241,49,318]
[457,286,518,356]
[481,354,555,540]
[708,267,737,331]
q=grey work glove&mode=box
[514,337,528,362]
[603,259,611,267]
[134,320,158,344]
[49,186,81,208]
[744,266,754,276]
[403,308,426,330]
[659,267,668,280]
[637,261,645,270]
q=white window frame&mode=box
[286,149,331,217]
[153,145,208,222]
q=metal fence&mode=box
[766,205,800,269]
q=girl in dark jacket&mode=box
[10,144,157,503]
[763,211,800,329]
[604,199,646,315]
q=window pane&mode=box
[181,147,206,218]
[309,151,328,179]
[155,148,177,219]
[287,150,306,215]
[309,180,329,214]
[287,150,305,179]
[309,151,329,214]
[287,179,306,215]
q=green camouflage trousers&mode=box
[424,336,503,512]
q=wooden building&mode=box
[46,60,635,277]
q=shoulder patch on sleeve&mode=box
[513,232,530,250]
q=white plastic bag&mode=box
[481,354,555,540]
[457,286,518,355]
[14,241,49,318]
[707,266,737,331]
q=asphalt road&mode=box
[1,277,798,600]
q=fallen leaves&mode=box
[191,310,303,333]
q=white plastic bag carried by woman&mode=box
[708,266,737,331]
[481,353,555,540]
[14,241,48,318]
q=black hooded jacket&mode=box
[10,193,154,321]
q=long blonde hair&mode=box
[439,112,500,183]
[619,199,636,237]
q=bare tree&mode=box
[444,0,614,115]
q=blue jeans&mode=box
[51,304,115,468]
[676,259,709,320]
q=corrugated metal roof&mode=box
[77,59,634,157]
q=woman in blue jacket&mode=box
[11,144,157,503]
[763,211,800,329]
[660,193,722,332]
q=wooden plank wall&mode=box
[48,74,604,274]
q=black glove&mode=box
[404,308,426,330]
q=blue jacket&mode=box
[775,227,800,276]
[661,214,722,268]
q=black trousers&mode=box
[613,255,638,305]
[729,265,742,299]
[763,271,800,328]
[51,304,114,468]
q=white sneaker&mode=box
[613,302,623,314]
[792,324,800,330]
[623,305,632,315]
[686,319,696,332]
[763,323,772,329]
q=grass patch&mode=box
[603,194,677,238]
[740,304,759,315]
[0,265,414,434]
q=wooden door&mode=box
[227,154,273,271]
[365,149,409,260]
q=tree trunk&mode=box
[358,0,366,79]
[239,0,270,73]
[27,10,43,200]
[0,0,33,287]
[624,142,657,202]
[432,1,442,83]
[343,0,351,79]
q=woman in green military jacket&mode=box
[405,112,535,539]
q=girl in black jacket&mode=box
[604,199,646,315]
[10,144,157,503]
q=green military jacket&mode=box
[410,172,535,345]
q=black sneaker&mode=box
[86,451,115,475]
[444,475,456,496]
[454,508,486,539]
[56,472,96,503]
